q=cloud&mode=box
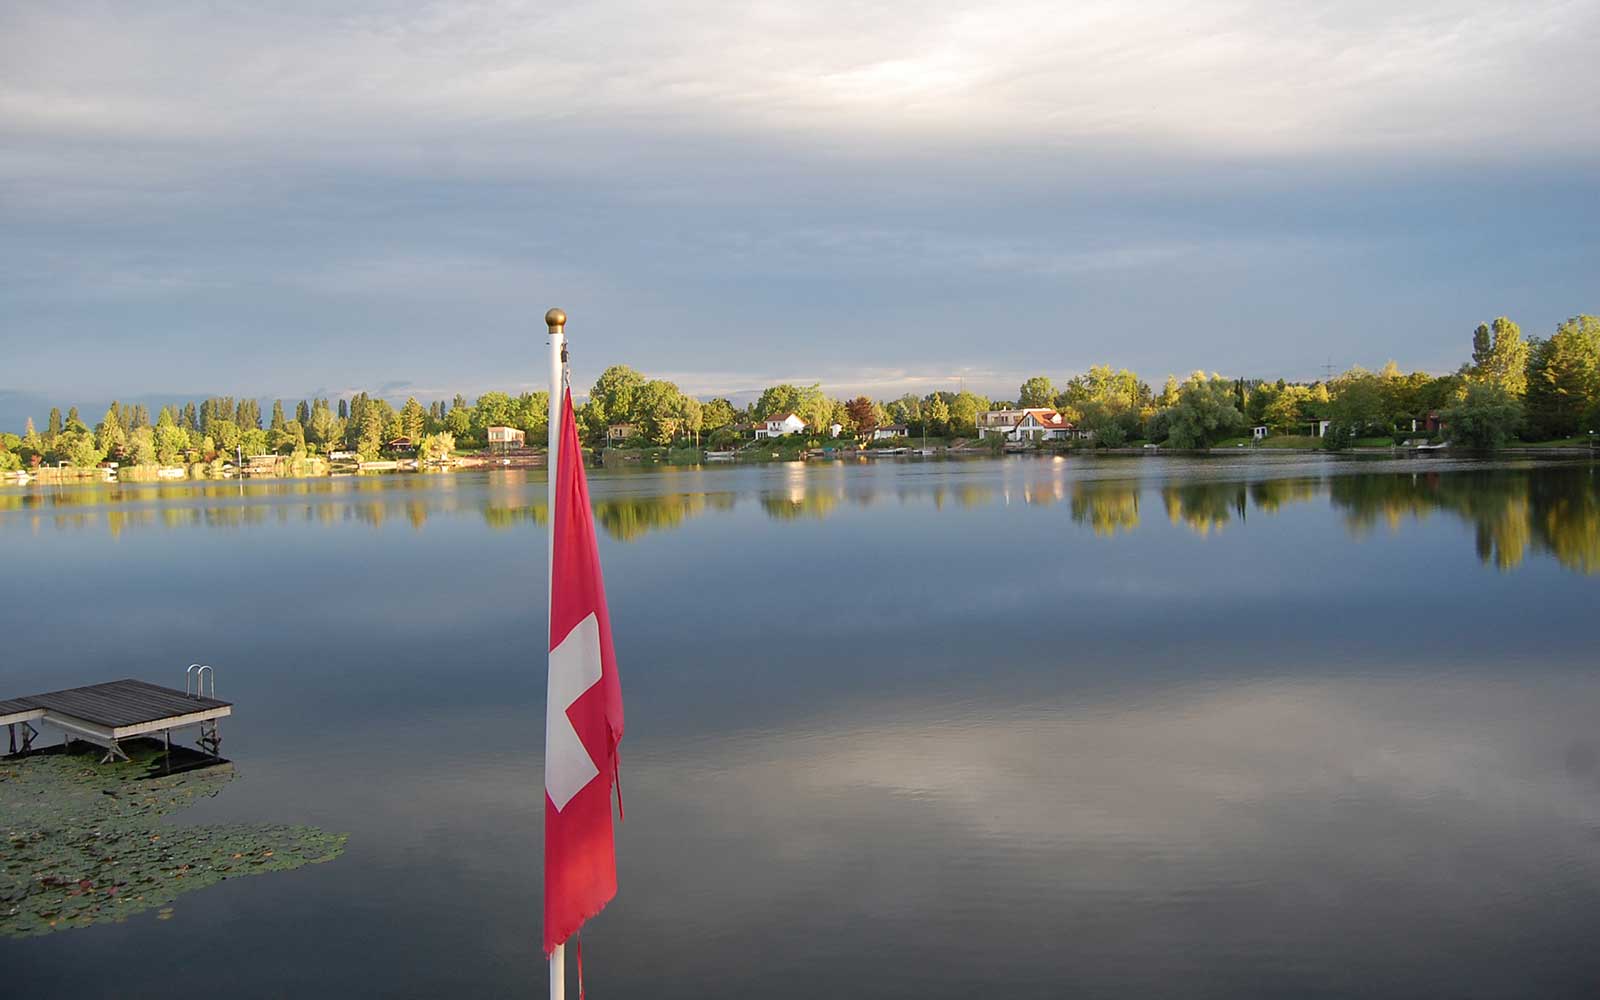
[3,1,1596,158]
[2,1,1596,405]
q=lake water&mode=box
[4,455,1600,998]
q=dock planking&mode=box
[3,678,232,761]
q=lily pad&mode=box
[1,740,346,938]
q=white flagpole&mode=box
[545,306,567,1000]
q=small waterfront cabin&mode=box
[606,423,636,443]
[488,425,526,451]
[872,424,910,440]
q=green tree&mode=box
[682,394,703,445]
[20,417,43,455]
[471,392,515,439]
[1444,382,1523,450]
[0,437,19,472]
[585,365,648,438]
[701,398,737,434]
[445,395,472,438]
[1470,317,1529,396]
[754,384,803,421]
[1060,366,1150,414]
[420,431,456,462]
[209,419,241,455]
[354,407,386,460]
[1326,368,1387,445]
[1160,376,1181,409]
[400,397,428,439]
[124,427,155,466]
[154,423,190,465]
[270,400,287,431]
[1166,372,1246,449]
[306,400,336,447]
[240,428,270,456]
[269,420,307,455]
[886,394,922,431]
[796,384,832,434]
[1263,385,1311,432]
[57,427,105,468]
[1525,315,1600,439]
[1018,376,1055,408]
[634,380,691,445]
[95,405,127,459]
[947,391,989,435]
[923,394,951,435]
[511,391,550,441]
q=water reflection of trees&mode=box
[1249,478,1319,513]
[596,493,735,540]
[1329,469,1599,573]
[481,493,737,541]
[1070,483,1141,536]
[1161,482,1249,536]
[8,466,1598,573]
[760,491,841,521]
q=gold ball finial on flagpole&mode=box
[546,308,567,335]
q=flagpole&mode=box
[545,306,567,1000]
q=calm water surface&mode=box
[4,455,1600,998]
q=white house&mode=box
[977,408,1077,441]
[871,424,909,440]
[828,423,843,438]
[487,425,526,451]
[1252,425,1269,441]
[755,413,807,438]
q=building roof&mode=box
[767,413,805,425]
[1015,408,1071,428]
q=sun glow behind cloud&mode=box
[5,0,1595,154]
[0,1,1596,409]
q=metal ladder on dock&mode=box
[186,664,223,756]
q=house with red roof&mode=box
[755,413,807,438]
[976,407,1081,441]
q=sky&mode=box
[2,0,1597,427]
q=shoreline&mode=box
[4,444,1595,489]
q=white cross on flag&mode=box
[545,386,625,956]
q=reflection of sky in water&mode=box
[3,457,1600,997]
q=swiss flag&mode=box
[545,387,625,956]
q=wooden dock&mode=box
[3,677,231,762]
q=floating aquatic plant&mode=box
[1,741,346,938]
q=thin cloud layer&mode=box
[1,1,1596,413]
[6,1,1595,154]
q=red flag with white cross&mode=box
[544,386,625,956]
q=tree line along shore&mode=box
[3,313,1596,481]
